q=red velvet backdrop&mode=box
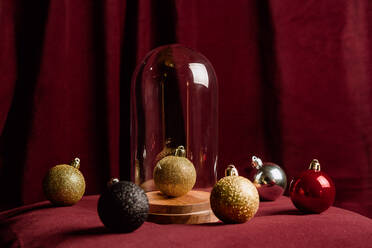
[1,0,371,218]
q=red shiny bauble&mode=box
[289,159,335,213]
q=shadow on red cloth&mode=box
[65,226,110,236]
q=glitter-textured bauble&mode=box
[251,156,287,201]
[97,179,149,233]
[42,158,85,206]
[210,175,259,223]
[153,146,196,197]
[290,159,335,213]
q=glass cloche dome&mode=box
[130,44,218,193]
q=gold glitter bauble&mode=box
[210,175,259,223]
[153,146,196,197]
[43,158,86,206]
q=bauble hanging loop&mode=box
[309,159,321,171]
[174,146,186,157]
[42,157,86,206]
[70,157,81,169]
[251,156,264,169]
[107,178,120,188]
[210,165,259,224]
[250,156,287,201]
[225,164,239,177]
[290,159,336,213]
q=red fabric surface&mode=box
[0,195,371,248]
[1,0,372,218]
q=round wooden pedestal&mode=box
[146,190,219,224]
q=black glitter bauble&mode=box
[97,180,149,233]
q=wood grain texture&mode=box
[147,190,211,214]
[146,190,219,224]
[147,210,219,224]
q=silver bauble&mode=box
[250,156,287,201]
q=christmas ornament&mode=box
[43,158,85,206]
[97,179,149,233]
[250,156,287,201]
[289,159,335,213]
[153,146,196,197]
[210,165,259,224]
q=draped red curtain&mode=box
[1,0,371,218]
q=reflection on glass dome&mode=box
[189,63,209,88]
[130,44,218,192]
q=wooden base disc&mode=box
[146,190,219,224]
[147,190,211,214]
[148,210,218,224]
